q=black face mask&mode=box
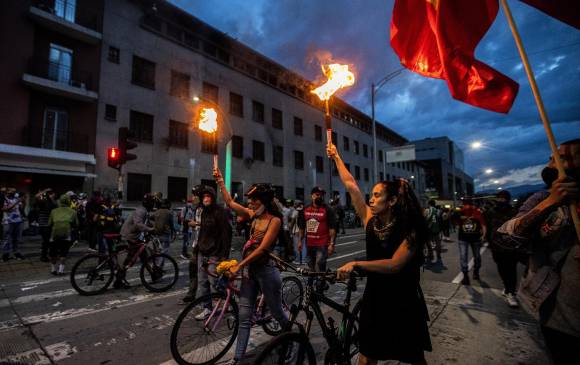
[314,197,324,206]
[541,166,579,188]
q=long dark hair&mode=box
[378,179,429,251]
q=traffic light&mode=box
[107,147,120,169]
[118,127,137,165]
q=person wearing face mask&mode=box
[186,185,232,314]
[298,186,337,291]
[484,190,519,307]
[496,138,580,365]
[328,143,432,365]
[213,169,288,365]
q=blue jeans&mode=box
[234,263,288,360]
[198,254,219,308]
[293,234,307,263]
[458,240,481,273]
[182,230,191,255]
[306,246,328,272]
[2,222,22,255]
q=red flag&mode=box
[519,0,580,30]
[390,0,519,113]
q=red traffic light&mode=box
[108,147,120,169]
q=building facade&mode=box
[412,137,474,203]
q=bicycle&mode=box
[253,253,362,365]
[70,233,179,295]
[170,259,304,365]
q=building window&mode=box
[363,144,368,158]
[105,104,117,121]
[295,187,305,201]
[355,166,361,180]
[229,92,244,117]
[108,46,120,64]
[397,162,401,169]
[132,55,156,89]
[129,110,153,142]
[170,70,190,98]
[232,135,243,158]
[380,172,384,181]
[316,156,324,173]
[252,101,265,123]
[202,81,218,104]
[54,0,76,22]
[354,141,360,155]
[252,140,265,161]
[127,173,151,201]
[293,117,303,136]
[379,150,383,162]
[343,136,350,151]
[169,120,188,148]
[272,108,283,129]
[294,150,304,170]
[314,125,322,142]
[167,176,188,202]
[48,44,72,84]
[364,168,369,181]
[42,108,69,151]
[273,145,283,167]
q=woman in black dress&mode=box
[328,143,432,365]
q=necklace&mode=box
[373,217,395,241]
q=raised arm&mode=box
[327,143,372,227]
[214,167,252,219]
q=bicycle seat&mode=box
[104,233,121,239]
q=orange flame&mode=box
[311,63,355,101]
[198,107,218,133]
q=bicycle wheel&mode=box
[140,253,179,292]
[253,331,316,365]
[262,276,304,336]
[70,254,114,296]
[170,293,239,365]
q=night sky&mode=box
[169,0,580,191]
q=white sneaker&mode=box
[194,308,212,320]
[505,293,519,308]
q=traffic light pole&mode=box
[117,165,124,200]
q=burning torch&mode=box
[311,63,355,146]
[197,107,219,170]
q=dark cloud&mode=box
[170,0,580,189]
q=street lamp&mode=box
[485,168,493,174]
[470,141,483,150]
[371,68,405,185]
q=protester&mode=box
[298,186,337,291]
[182,191,204,303]
[457,199,487,285]
[35,188,57,262]
[441,208,451,241]
[116,193,156,289]
[332,196,347,234]
[214,169,288,365]
[95,196,122,255]
[2,188,24,261]
[497,138,580,364]
[290,200,306,264]
[484,190,519,307]
[328,143,431,365]
[181,185,231,312]
[424,200,442,264]
[151,198,175,256]
[48,194,78,275]
[85,191,102,252]
[178,196,197,259]
[274,197,294,262]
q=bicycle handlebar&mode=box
[268,252,360,284]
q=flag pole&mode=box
[500,0,580,249]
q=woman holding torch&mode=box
[328,143,432,365]
[213,168,288,364]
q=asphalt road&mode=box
[0,229,528,365]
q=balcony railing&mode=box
[22,126,91,155]
[32,0,102,32]
[26,57,95,92]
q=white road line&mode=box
[451,245,488,284]
[328,250,366,262]
[335,240,358,247]
[337,233,365,239]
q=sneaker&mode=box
[194,308,212,320]
[113,280,131,289]
[179,253,190,260]
[223,359,239,365]
[505,292,519,308]
[87,247,97,253]
[461,272,470,285]
[181,294,196,304]
[14,253,24,260]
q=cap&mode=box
[311,186,326,195]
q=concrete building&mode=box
[1,0,424,208]
[412,137,474,204]
[0,0,103,195]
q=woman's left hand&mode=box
[337,261,357,281]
